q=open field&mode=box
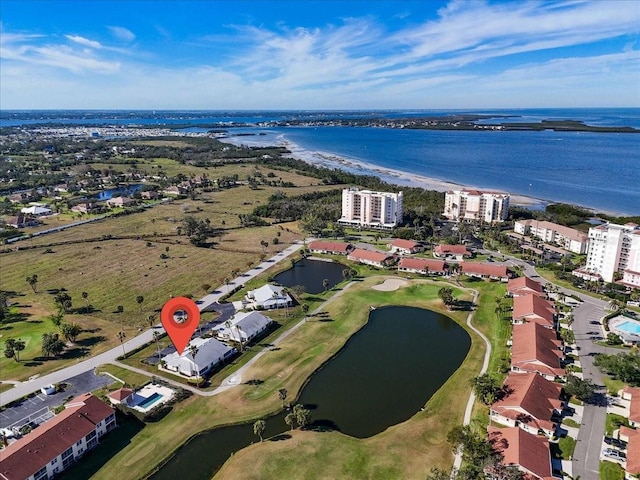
[0,302,127,382]
[0,162,340,380]
[89,278,485,480]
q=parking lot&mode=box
[0,370,113,430]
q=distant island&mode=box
[1,111,638,133]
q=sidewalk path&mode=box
[112,280,358,397]
[451,290,490,476]
[0,241,306,407]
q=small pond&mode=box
[273,257,347,294]
[150,306,471,479]
[93,184,144,201]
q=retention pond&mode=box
[150,305,471,479]
[272,257,347,294]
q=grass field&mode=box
[89,278,486,480]
[1,162,341,381]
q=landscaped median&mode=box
[87,278,487,480]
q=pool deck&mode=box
[609,315,640,345]
[130,384,175,413]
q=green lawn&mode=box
[562,418,581,428]
[600,461,625,480]
[606,413,630,436]
[603,377,627,396]
[95,364,150,390]
[90,278,486,480]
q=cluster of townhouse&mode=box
[159,285,289,379]
[0,393,117,480]
[607,386,640,478]
[487,276,567,479]
[308,240,512,282]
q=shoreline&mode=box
[219,134,550,210]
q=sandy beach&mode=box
[220,132,546,208]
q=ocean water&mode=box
[1,108,638,214]
[224,125,640,215]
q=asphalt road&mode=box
[0,240,306,407]
[498,253,617,480]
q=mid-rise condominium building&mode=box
[0,393,116,480]
[443,189,510,223]
[338,187,403,230]
[576,223,640,284]
[514,219,589,254]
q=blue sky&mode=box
[1,0,639,109]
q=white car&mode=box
[603,448,625,460]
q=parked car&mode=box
[603,448,626,459]
[604,437,628,449]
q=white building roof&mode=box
[162,336,234,376]
[20,205,52,215]
[247,284,291,308]
[215,311,272,342]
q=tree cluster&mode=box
[594,351,640,386]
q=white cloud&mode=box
[108,26,135,42]
[65,34,102,49]
[1,1,639,108]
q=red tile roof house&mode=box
[347,248,395,268]
[307,240,353,255]
[621,386,640,428]
[460,262,510,282]
[490,372,563,438]
[619,426,640,479]
[508,276,545,297]
[433,244,471,261]
[388,238,423,255]
[0,393,116,480]
[511,322,565,381]
[397,257,447,276]
[487,426,553,480]
[512,294,556,329]
[106,387,135,406]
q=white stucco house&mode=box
[161,337,235,378]
[214,311,272,343]
[245,284,292,310]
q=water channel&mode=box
[150,306,471,479]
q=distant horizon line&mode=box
[1,107,639,113]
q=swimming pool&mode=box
[137,392,164,409]
[613,319,640,336]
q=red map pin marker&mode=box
[160,297,200,355]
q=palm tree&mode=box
[224,277,230,294]
[301,304,310,316]
[81,291,90,312]
[117,331,126,357]
[189,344,201,384]
[284,412,296,431]
[253,419,266,442]
[152,331,162,359]
[236,325,245,351]
[136,295,144,313]
[26,274,38,293]
[322,279,329,292]
[278,388,288,408]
